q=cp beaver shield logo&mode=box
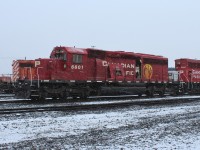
[143,64,153,80]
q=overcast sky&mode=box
[1,0,200,74]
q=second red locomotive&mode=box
[175,58,200,94]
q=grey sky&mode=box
[1,0,200,74]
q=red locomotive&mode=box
[13,46,200,100]
[12,46,171,100]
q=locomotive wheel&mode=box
[60,91,69,101]
[80,93,87,99]
[72,96,77,99]
[146,91,153,97]
[80,90,90,99]
[159,91,165,97]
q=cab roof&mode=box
[53,46,87,55]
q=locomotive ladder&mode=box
[29,85,40,100]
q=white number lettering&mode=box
[71,65,84,70]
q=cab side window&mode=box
[73,54,82,63]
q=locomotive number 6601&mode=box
[71,65,84,70]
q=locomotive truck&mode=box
[11,46,197,100]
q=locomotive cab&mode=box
[50,46,88,81]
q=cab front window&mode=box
[54,50,67,61]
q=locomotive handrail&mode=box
[37,67,43,88]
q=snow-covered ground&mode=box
[0,98,200,149]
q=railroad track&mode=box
[0,94,153,104]
[0,93,194,103]
[0,94,15,98]
[0,95,200,114]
